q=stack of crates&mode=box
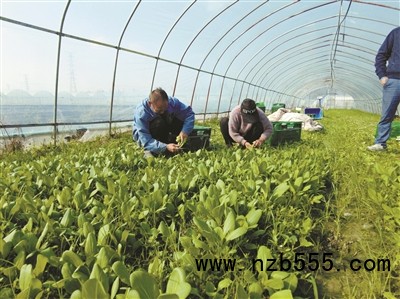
[304,107,323,119]
[268,121,302,146]
[271,103,286,113]
[183,125,211,151]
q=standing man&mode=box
[133,87,195,157]
[368,27,400,151]
[220,98,273,149]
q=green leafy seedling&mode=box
[176,136,187,148]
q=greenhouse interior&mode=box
[1,0,400,298]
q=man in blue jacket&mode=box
[133,87,195,158]
[368,27,400,151]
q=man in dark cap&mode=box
[220,98,273,149]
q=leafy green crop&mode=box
[0,110,399,298]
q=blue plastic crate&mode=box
[304,107,323,119]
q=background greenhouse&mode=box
[1,1,400,299]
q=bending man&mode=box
[220,98,273,149]
[133,87,195,157]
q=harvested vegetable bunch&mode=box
[176,135,187,147]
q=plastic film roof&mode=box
[1,0,400,134]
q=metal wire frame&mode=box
[250,21,388,99]
[267,59,381,103]
[239,24,382,98]
[235,22,338,87]
[208,1,339,118]
[203,1,302,118]
[204,1,306,120]
[194,2,397,117]
[215,1,337,77]
[265,52,380,102]
[287,69,381,103]
[1,0,399,141]
[0,119,131,130]
[150,1,197,92]
[328,80,382,114]
[168,1,244,121]
[189,1,269,109]
[172,0,239,98]
[262,50,331,90]
[268,62,368,98]
[353,0,400,11]
[53,0,72,145]
[352,97,382,114]
[1,1,142,142]
[109,1,141,136]
[285,73,381,110]
[255,51,377,105]
[0,3,254,137]
[260,45,376,95]
[289,62,382,100]
[231,36,378,109]
[329,0,353,85]
[300,58,380,91]
[248,39,333,98]
[245,17,393,110]
[292,77,378,104]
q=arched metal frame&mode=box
[109,1,141,136]
[1,0,399,141]
[245,26,382,96]
[53,0,72,145]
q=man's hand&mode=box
[176,132,188,147]
[380,76,389,86]
[252,139,264,148]
[244,141,253,149]
[166,143,182,153]
[179,132,188,142]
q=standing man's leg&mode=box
[220,117,234,147]
[371,79,400,150]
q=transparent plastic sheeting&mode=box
[1,0,399,137]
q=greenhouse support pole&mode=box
[109,2,141,136]
[53,0,71,146]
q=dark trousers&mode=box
[220,117,263,146]
[149,114,183,151]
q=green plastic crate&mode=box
[374,121,400,139]
[271,103,286,113]
[268,121,302,146]
[391,121,400,138]
[256,102,266,112]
